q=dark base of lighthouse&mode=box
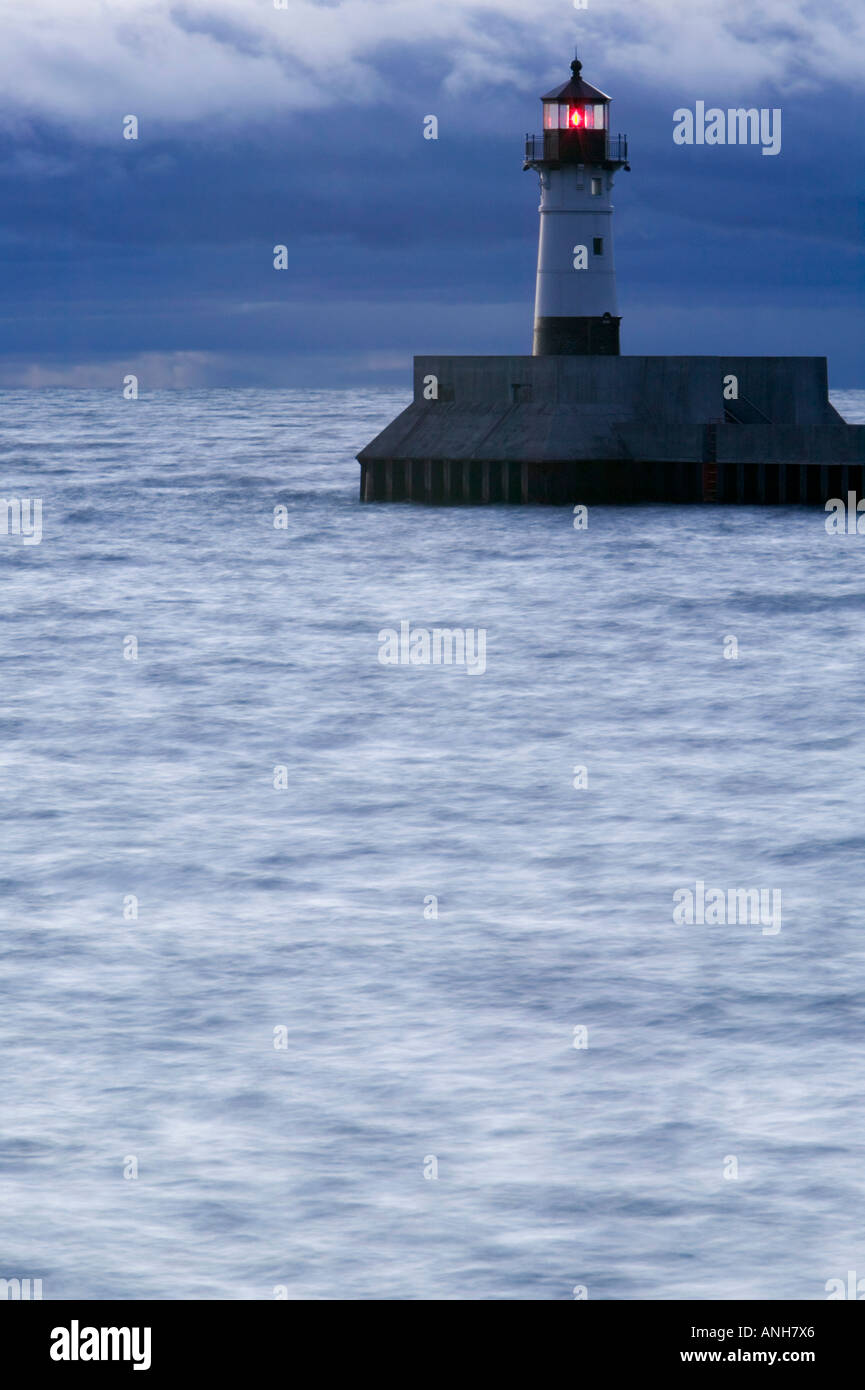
[532,315,621,356]
[357,355,863,505]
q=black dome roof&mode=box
[542,58,611,104]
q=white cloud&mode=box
[0,0,860,138]
[0,350,222,388]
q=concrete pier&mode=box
[357,355,863,504]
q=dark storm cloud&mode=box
[0,5,862,386]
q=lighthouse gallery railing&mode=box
[524,133,629,165]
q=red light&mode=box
[570,107,582,128]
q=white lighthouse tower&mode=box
[525,54,629,355]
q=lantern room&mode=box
[538,57,613,165]
[543,101,608,132]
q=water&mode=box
[2,387,864,1301]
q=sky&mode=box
[0,0,863,388]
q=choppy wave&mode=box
[1,387,865,1300]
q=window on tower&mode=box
[591,177,603,196]
[593,237,604,255]
[594,105,607,129]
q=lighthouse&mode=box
[358,50,862,506]
[525,55,629,356]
